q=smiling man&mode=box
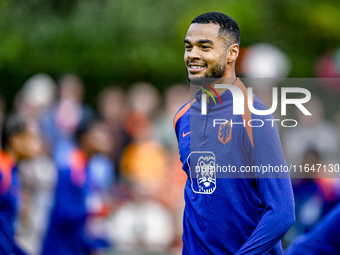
[174,12,295,254]
[184,15,239,80]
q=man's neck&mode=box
[208,66,237,96]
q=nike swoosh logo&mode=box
[182,130,193,137]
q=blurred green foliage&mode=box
[0,0,340,107]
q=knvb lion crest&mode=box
[187,151,216,194]
[218,122,232,145]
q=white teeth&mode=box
[190,66,204,69]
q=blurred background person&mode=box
[41,74,94,168]
[14,73,57,122]
[12,73,58,255]
[121,82,165,191]
[96,86,131,181]
[284,148,340,245]
[41,118,112,255]
[0,114,42,255]
[108,82,176,253]
[285,202,340,255]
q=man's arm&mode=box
[236,178,295,255]
[236,111,295,255]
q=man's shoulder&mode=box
[252,95,269,110]
[251,95,277,121]
[173,99,196,130]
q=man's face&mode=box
[184,23,227,81]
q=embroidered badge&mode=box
[218,122,232,145]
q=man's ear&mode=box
[227,44,239,63]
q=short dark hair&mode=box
[1,114,28,151]
[191,12,240,46]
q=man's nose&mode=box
[188,46,201,60]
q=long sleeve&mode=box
[236,178,295,254]
[236,109,295,255]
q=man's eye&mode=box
[185,45,192,50]
[201,45,211,49]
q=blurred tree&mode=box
[0,0,339,109]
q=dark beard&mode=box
[187,61,226,83]
[204,61,226,79]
